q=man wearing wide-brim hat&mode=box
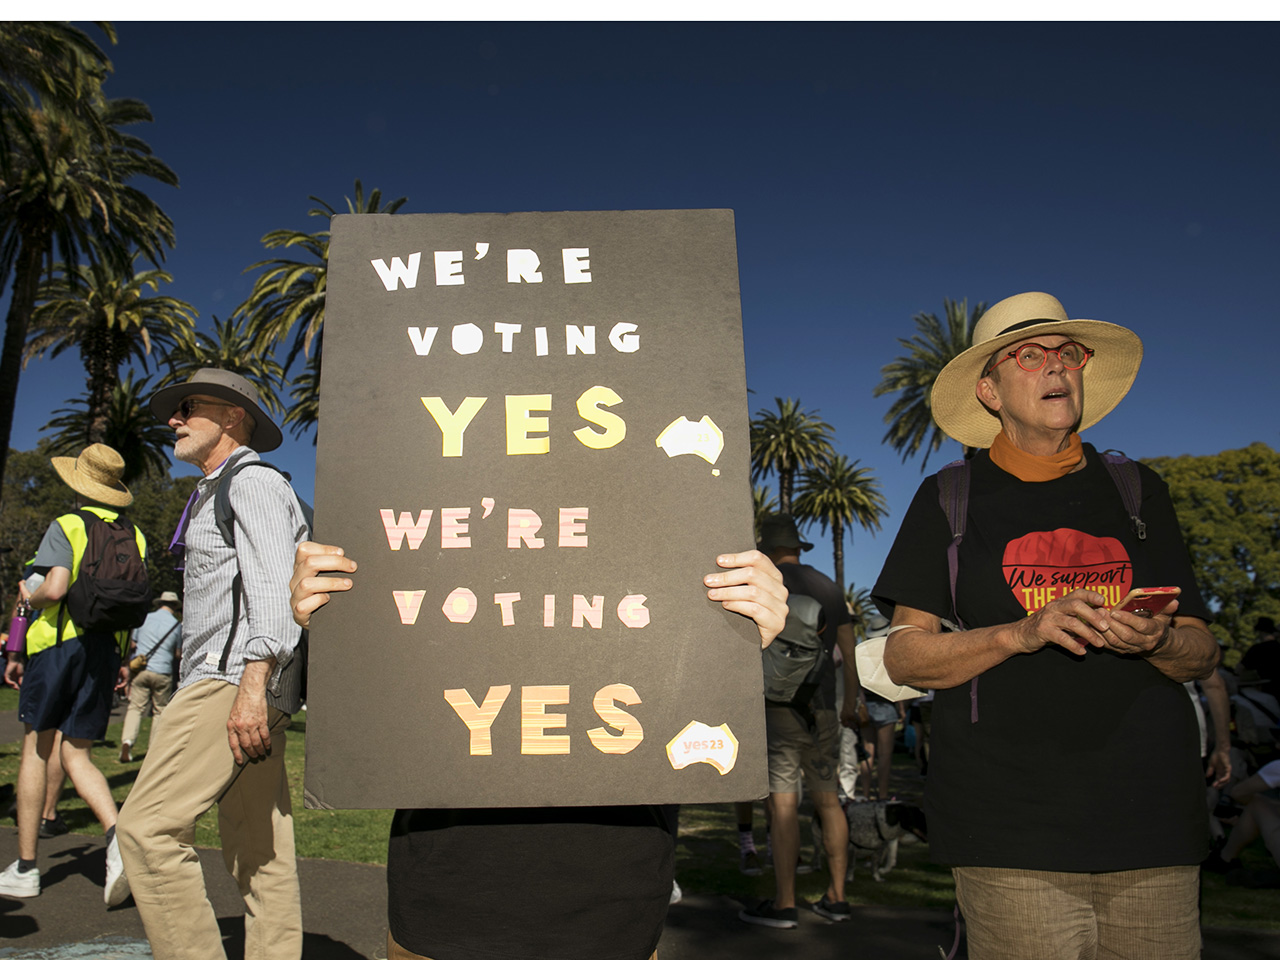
[739,513,857,929]
[117,369,309,960]
[873,292,1219,959]
[0,444,142,905]
[118,590,184,764]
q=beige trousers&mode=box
[954,865,1201,960]
[121,668,174,746]
[117,678,301,960]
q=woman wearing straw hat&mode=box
[872,293,1219,959]
[0,443,142,906]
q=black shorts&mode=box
[18,636,120,739]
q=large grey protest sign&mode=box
[305,209,766,809]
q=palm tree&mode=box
[794,455,888,593]
[237,179,407,373]
[845,584,876,642]
[873,297,986,470]
[157,314,286,416]
[0,87,176,488]
[751,483,779,543]
[43,371,172,482]
[25,257,196,442]
[0,22,113,182]
[280,350,321,442]
[749,397,835,514]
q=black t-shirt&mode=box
[776,561,851,709]
[873,445,1211,871]
[386,804,677,960]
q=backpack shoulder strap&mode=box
[1099,449,1146,541]
[212,456,311,674]
[214,455,297,548]
[935,459,970,631]
[936,459,977,721]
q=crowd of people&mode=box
[1,291,1277,960]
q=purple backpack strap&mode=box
[936,460,979,722]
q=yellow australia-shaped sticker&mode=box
[666,720,739,775]
[655,415,724,465]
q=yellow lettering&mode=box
[422,397,487,457]
[506,394,552,455]
[573,385,626,449]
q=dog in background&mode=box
[811,799,927,882]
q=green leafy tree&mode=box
[42,371,173,483]
[156,314,285,416]
[123,466,198,597]
[0,444,72,597]
[1144,442,1280,660]
[749,397,835,514]
[874,297,986,470]
[794,455,888,593]
[0,79,177,491]
[26,257,197,440]
[0,441,195,602]
[235,180,407,438]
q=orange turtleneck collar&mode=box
[989,430,1083,482]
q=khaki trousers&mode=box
[121,668,174,746]
[117,678,301,960]
[954,865,1201,960]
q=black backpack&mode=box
[59,509,153,639]
[762,593,828,710]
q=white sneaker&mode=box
[104,835,130,907]
[669,879,683,905]
[0,859,40,898]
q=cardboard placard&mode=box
[305,209,766,809]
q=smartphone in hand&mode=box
[1112,587,1180,618]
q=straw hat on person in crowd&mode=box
[931,291,1144,450]
[51,444,133,508]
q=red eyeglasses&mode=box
[984,341,1094,376]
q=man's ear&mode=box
[976,376,1001,415]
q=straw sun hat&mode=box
[51,443,133,507]
[931,291,1144,450]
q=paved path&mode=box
[5,828,1280,959]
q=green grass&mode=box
[0,686,18,712]
[1,720,1276,930]
[0,712,392,862]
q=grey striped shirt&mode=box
[177,447,309,713]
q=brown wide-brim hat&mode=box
[931,291,1144,450]
[51,443,132,507]
[153,591,182,608]
[148,368,282,453]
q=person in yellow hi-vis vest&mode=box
[0,444,147,907]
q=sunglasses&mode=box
[175,398,236,420]
[984,341,1094,376]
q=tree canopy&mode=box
[1143,442,1280,659]
[749,397,835,514]
[0,441,195,599]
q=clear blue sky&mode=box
[9,21,1279,592]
